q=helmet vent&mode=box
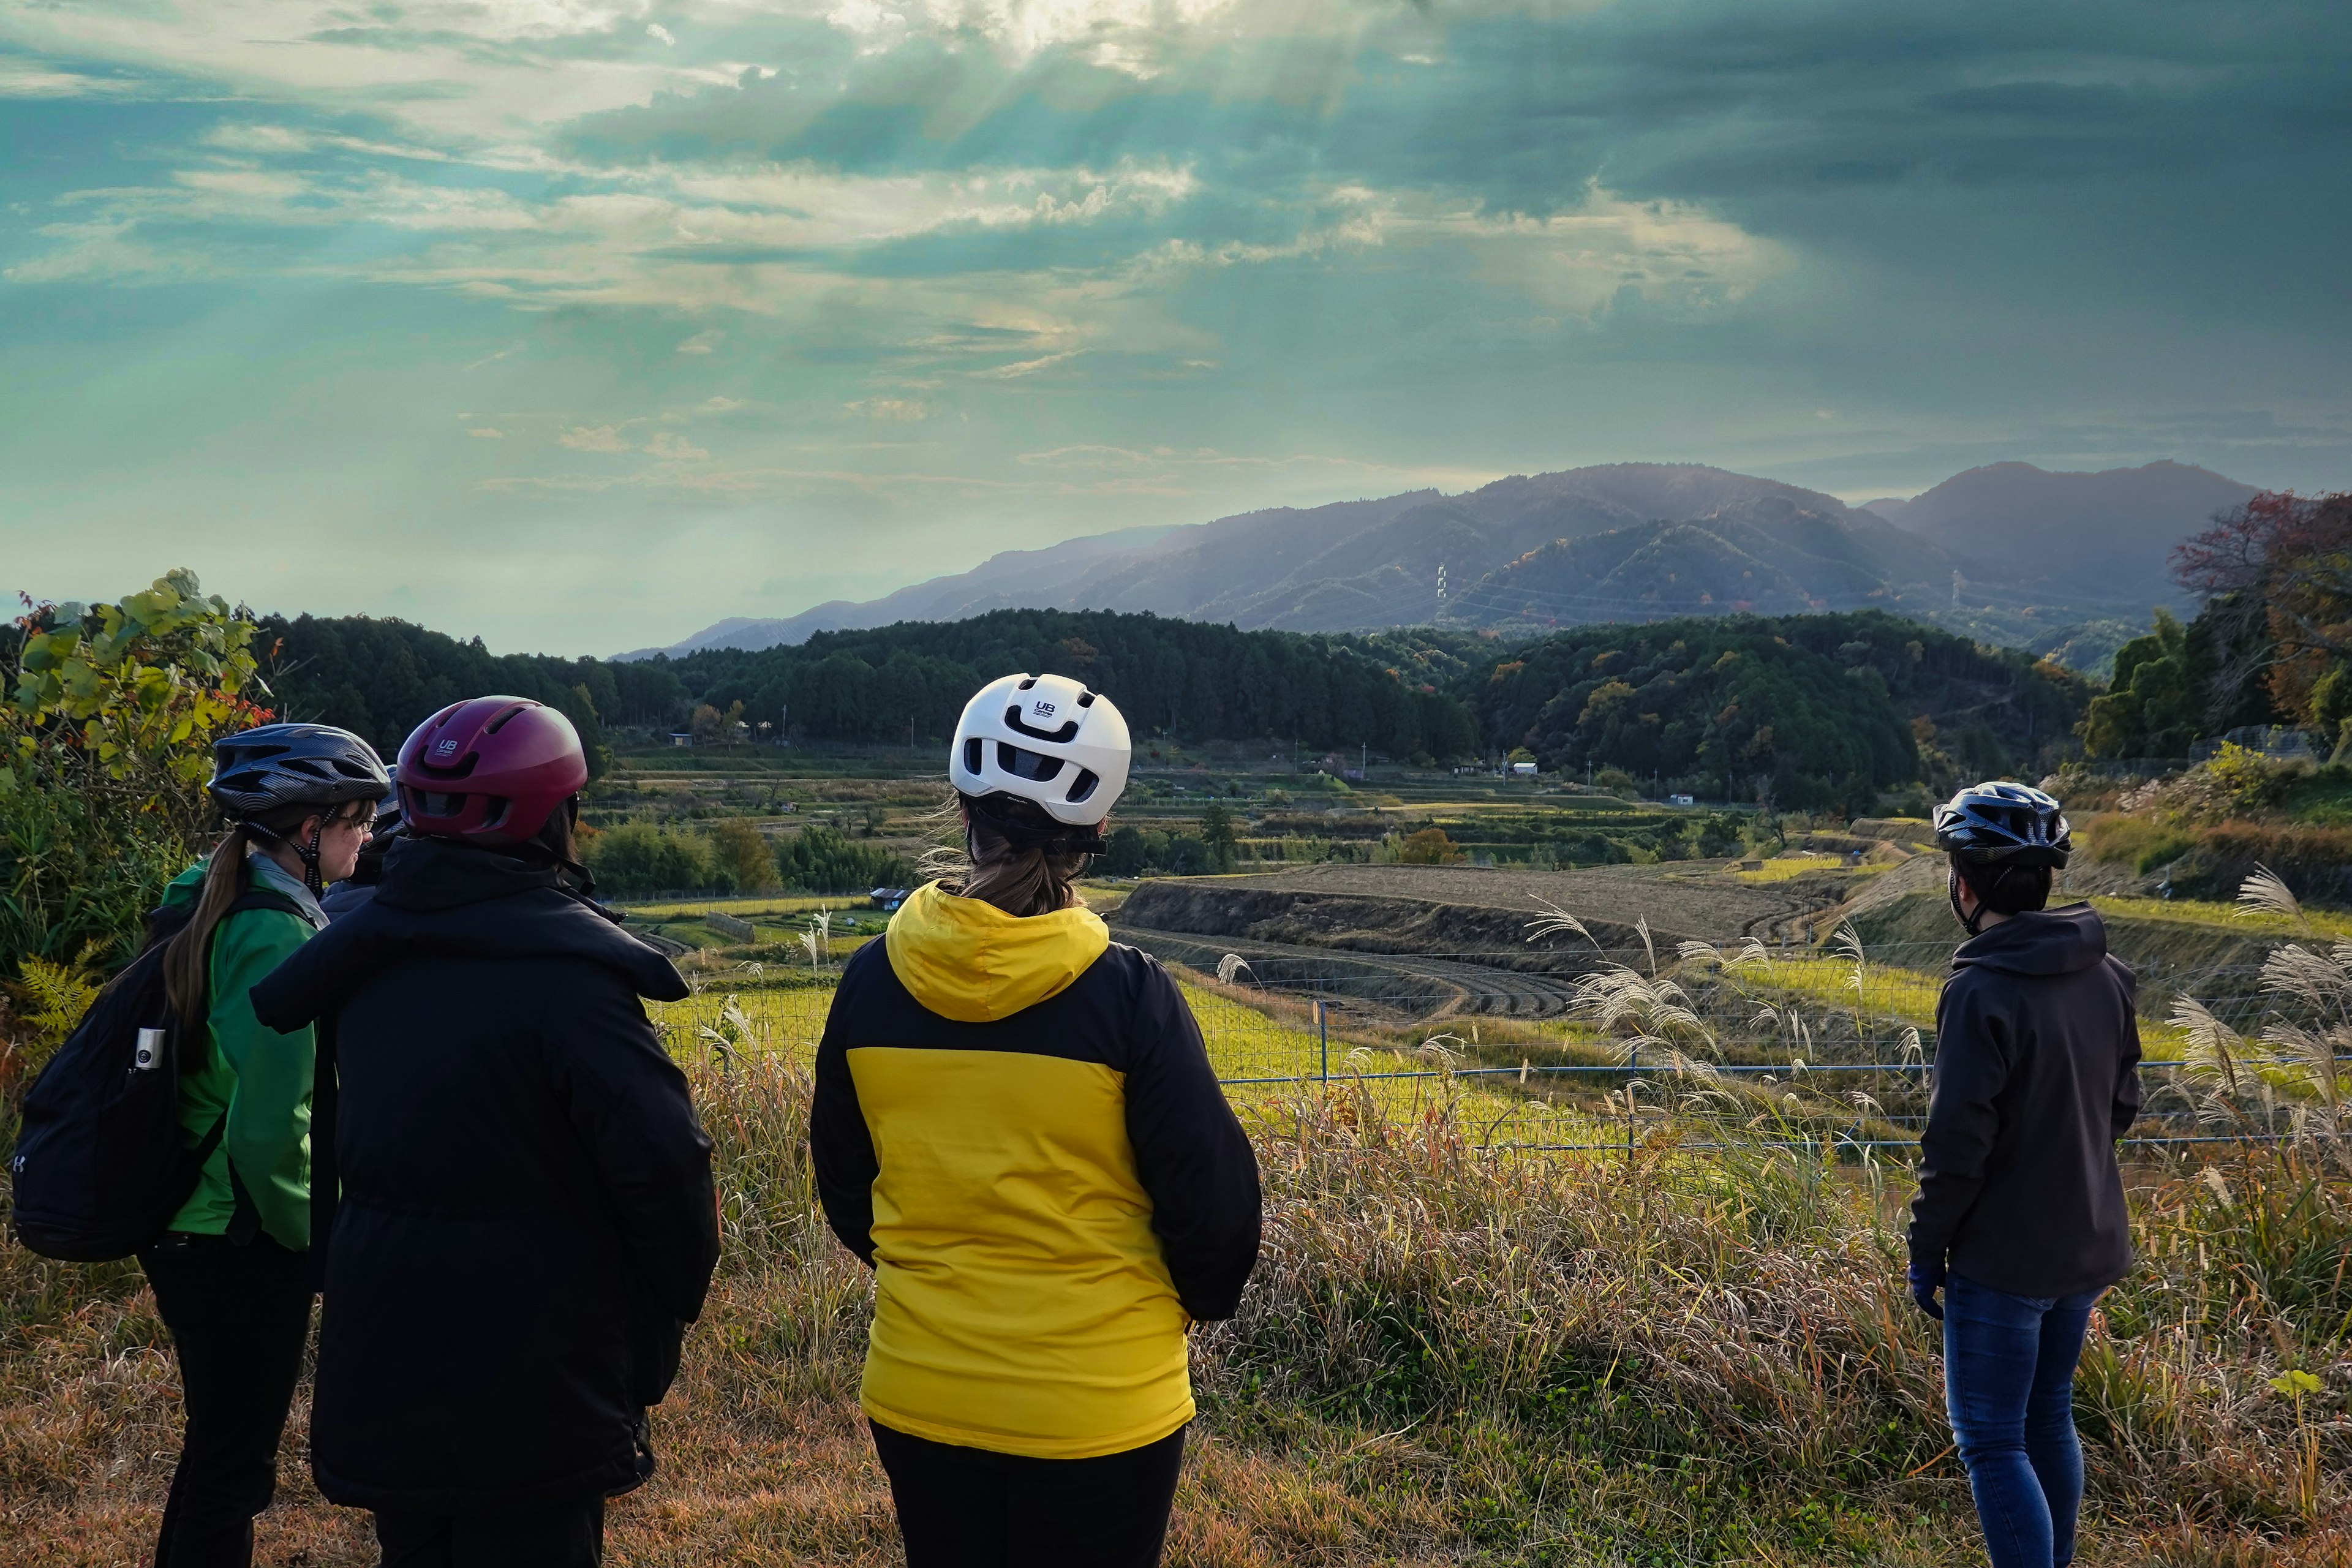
[1065,768,1099,804]
[1077,691,1096,707]
[420,791,467,818]
[997,742,1064,783]
[484,703,530,735]
[963,737,983,776]
[1017,677,1038,690]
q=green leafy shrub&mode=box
[2,570,269,986]
[2202,740,2292,813]
[2086,814,2196,874]
[1099,826,1211,876]
[774,825,912,895]
[587,823,725,897]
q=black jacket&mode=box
[1909,904,2142,1298]
[250,835,719,1515]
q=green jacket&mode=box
[159,853,328,1249]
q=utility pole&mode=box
[780,704,789,748]
[1436,562,1447,619]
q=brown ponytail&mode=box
[162,823,258,1034]
[921,799,1091,918]
[161,799,350,1034]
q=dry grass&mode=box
[6,1039,2348,1564]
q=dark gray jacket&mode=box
[1908,904,2142,1298]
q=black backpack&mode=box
[7,889,302,1262]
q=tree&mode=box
[2082,609,2199,758]
[775,826,912,895]
[709,817,780,892]
[2173,490,2352,731]
[585,824,720,897]
[1397,827,1466,864]
[1197,800,1237,872]
[3,571,273,981]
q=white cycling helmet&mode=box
[951,672,1131,837]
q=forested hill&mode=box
[665,611,1487,761]
[258,608,1489,764]
[1468,610,2095,812]
[258,613,690,775]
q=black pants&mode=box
[138,1232,314,1568]
[373,1498,605,1568]
[869,1421,1187,1568]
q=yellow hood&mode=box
[884,881,1111,1023]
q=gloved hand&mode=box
[1908,1258,1946,1321]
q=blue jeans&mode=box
[1943,1273,2103,1568]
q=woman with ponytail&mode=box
[145,723,390,1568]
[812,674,1261,1568]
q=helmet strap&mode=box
[1949,865,1989,937]
[244,814,329,898]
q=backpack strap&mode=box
[226,888,307,922]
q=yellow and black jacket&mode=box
[811,882,1261,1460]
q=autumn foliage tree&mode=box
[2172,489,2352,744]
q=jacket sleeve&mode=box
[1908,976,2008,1271]
[543,964,720,1326]
[2111,962,2143,1142]
[209,909,318,1251]
[1123,959,1262,1321]
[809,982,880,1267]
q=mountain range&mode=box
[625,460,2256,660]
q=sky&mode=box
[4,1,2348,657]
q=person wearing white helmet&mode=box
[810,673,1261,1568]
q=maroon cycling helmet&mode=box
[397,696,586,843]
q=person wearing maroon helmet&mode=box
[251,697,720,1567]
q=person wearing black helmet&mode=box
[144,722,390,1568]
[1907,782,2141,1568]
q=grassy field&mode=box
[1734,854,1855,883]
[652,979,1606,1150]
[2091,894,2352,943]
[5,1054,2346,1566]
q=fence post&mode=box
[1626,1043,1638,1160]
[1316,999,1329,1085]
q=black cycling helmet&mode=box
[372,764,404,838]
[209,724,391,897]
[208,723,391,818]
[1932,781,2071,868]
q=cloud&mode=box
[468,426,505,438]
[2,0,2346,658]
[645,430,709,458]
[845,396,933,420]
[558,424,633,452]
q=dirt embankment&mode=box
[1117,865,1830,959]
